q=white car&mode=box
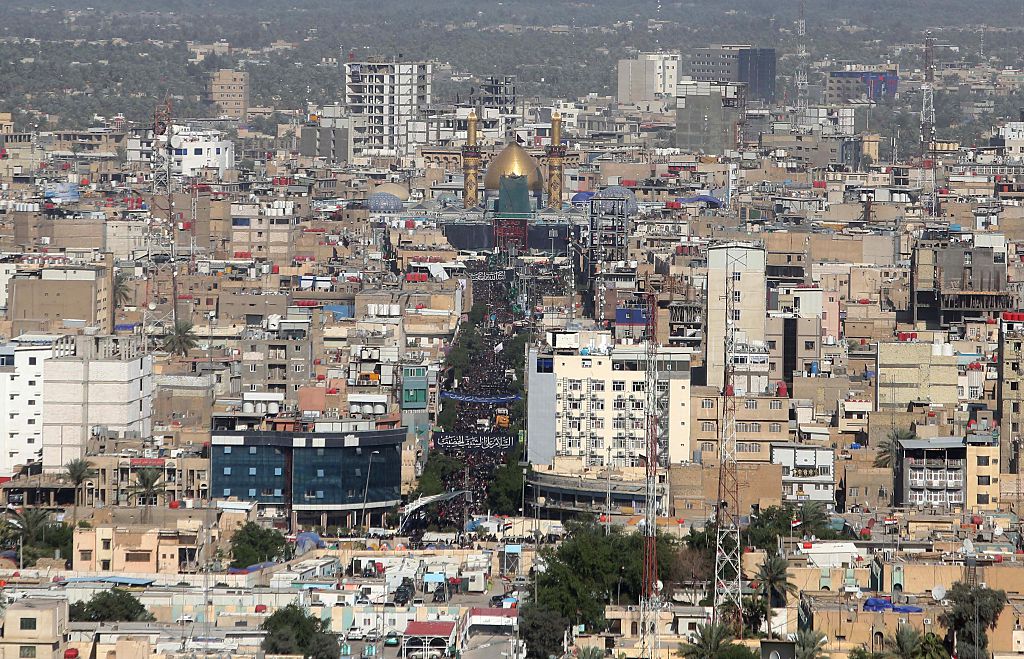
[346,628,365,641]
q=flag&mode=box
[791,519,802,528]
[494,342,504,354]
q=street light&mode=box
[360,450,381,533]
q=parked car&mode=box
[364,629,380,642]
[346,628,365,641]
[384,632,401,647]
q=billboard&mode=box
[433,433,515,451]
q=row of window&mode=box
[701,398,784,410]
[699,421,783,433]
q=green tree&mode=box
[794,629,828,659]
[64,458,95,527]
[755,553,797,636]
[577,647,605,659]
[69,589,154,622]
[677,622,735,659]
[415,453,465,499]
[261,604,338,659]
[487,444,526,515]
[128,467,163,522]
[163,320,198,356]
[939,582,1007,659]
[230,522,286,568]
[917,632,948,659]
[848,648,885,659]
[874,427,915,468]
[884,625,921,659]
[520,604,569,659]
[10,508,50,546]
[112,271,131,308]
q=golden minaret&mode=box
[546,111,565,208]
[462,111,480,208]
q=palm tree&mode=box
[577,648,605,659]
[794,629,828,659]
[128,468,163,522]
[796,501,829,532]
[756,554,797,635]
[874,427,915,468]
[162,320,198,356]
[884,625,922,659]
[10,508,51,546]
[64,459,95,527]
[678,622,734,659]
[916,632,947,659]
[112,271,131,308]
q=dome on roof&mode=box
[595,185,639,215]
[372,182,410,201]
[367,192,404,212]
[484,143,544,193]
[435,192,461,209]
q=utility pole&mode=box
[638,284,661,658]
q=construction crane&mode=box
[638,283,661,658]
[713,249,744,628]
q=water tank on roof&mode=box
[256,402,267,414]
[268,402,280,414]
[390,304,400,316]
[242,402,255,413]
[373,404,386,414]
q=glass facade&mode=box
[210,428,404,511]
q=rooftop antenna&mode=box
[796,0,809,109]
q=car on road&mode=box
[345,628,365,641]
[364,629,380,642]
[384,632,401,647]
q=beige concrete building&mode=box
[7,264,113,334]
[689,386,789,463]
[208,69,249,120]
[0,600,68,659]
[875,340,958,411]
[706,242,767,389]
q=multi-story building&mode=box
[823,65,899,104]
[674,79,745,155]
[690,386,790,463]
[344,60,433,156]
[7,263,113,334]
[875,339,959,412]
[705,242,767,388]
[210,415,405,529]
[299,104,368,163]
[0,337,59,477]
[998,312,1024,471]
[688,45,776,102]
[526,342,691,468]
[0,600,69,659]
[238,312,320,402]
[617,52,681,104]
[910,232,1015,328]
[169,126,234,177]
[207,69,250,120]
[41,335,153,471]
[770,443,835,505]
[894,433,1000,511]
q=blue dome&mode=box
[595,185,638,215]
[570,191,596,204]
[367,192,404,212]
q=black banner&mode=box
[434,433,514,451]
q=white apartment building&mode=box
[344,61,433,156]
[0,337,59,477]
[41,335,153,471]
[527,342,691,468]
[706,242,767,390]
[170,126,234,177]
[770,443,835,505]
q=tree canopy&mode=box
[260,604,338,659]
[939,582,1007,659]
[69,589,154,622]
[230,522,286,568]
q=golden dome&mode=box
[483,143,544,192]
[372,182,410,201]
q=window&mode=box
[770,423,782,433]
[249,446,257,454]
[79,550,92,561]
[612,381,626,391]
[978,494,990,505]
[701,399,714,409]
[733,291,742,302]
[732,271,742,281]
[632,381,645,392]
[102,539,110,550]
[317,469,325,478]
[592,381,605,392]
[223,467,232,475]
[248,467,256,476]
[223,488,231,497]
[19,618,36,631]
[817,466,831,475]
[770,400,783,410]
[193,148,203,155]
[701,421,716,432]
[978,476,991,485]
[744,399,757,410]
[731,309,741,321]
[248,488,257,497]
[537,358,553,373]
[804,341,815,350]
[977,456,990,466]
[223,446,232,454]
[19,647,35,659]
[28,357,36,366]
[274,467,283,476]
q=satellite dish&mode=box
[855,590,864,599]
[655,580,664,592]
[147,302,157,311]
[994,525,1004,536]
[932,585,946,601]
[963,539,975,555]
